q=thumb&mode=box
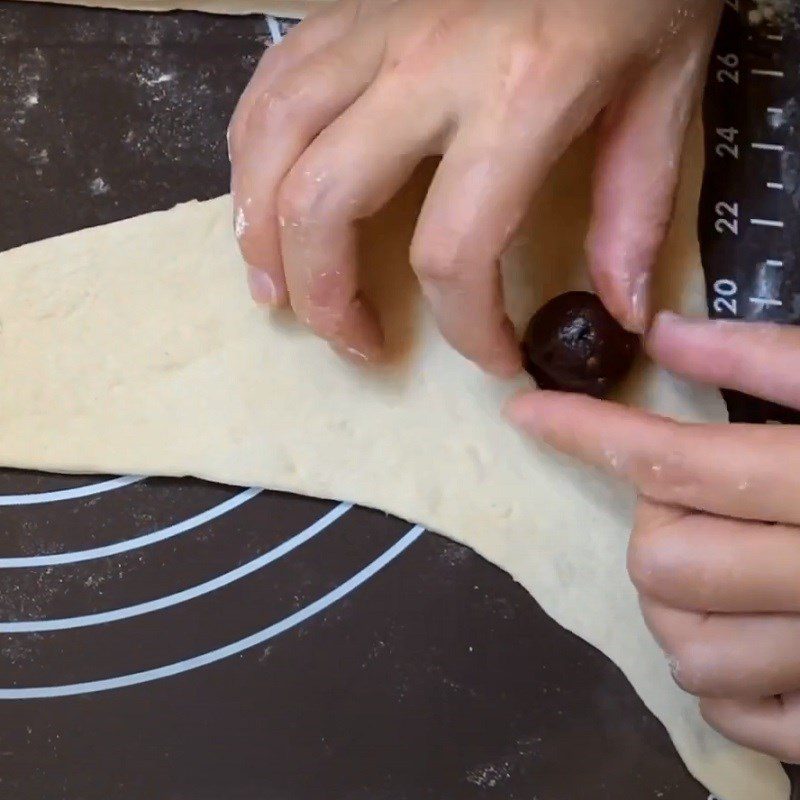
[586,17,716,334]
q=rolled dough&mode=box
[0,115,788,797]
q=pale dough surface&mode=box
[4,0,792,793]
[0,116,789,797]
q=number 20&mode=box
[713,279,738,316]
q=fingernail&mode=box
[247,266,277,306]
[331,341,372,366]
[331,338,384,367]
[329,297,386,366]
[651,309,681,332]
[626,272,651,335]
[647,311,721,364]
[647,310,721,366]
[654,309,680,323]
[649,310,703,344]
[346,346,369,362]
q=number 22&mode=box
[715,201,739,236]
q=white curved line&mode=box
[0,503,352,632]
[0,475,144,507]
[0,525,425,700]
[0,488,262,568]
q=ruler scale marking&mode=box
[700,0,800,424]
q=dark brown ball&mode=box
[522,291,639,398]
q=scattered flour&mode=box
[137,70,175,87]
[89,177,110,196]
[466,762,512,789]
[748,0,795,26]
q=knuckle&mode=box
[499,40,545,94]
[410,229,471,284]
[235,225,276,273]
[710,335,747,380]
[776,740,800,765]
[484,44,542,123]
[236,230,262,266]
[627,520,695,600]
[277,168,332,226]
[230,204,260,260]
[380,10,469,76]
[254,83,300,125]
[632,430,697,503]
[227,103,249,161]
[697,700,721,731]
[294,301,342,340]
[627,529,670,597]
[227,80,302,159]
[308,47,352,85]
[492,37,581,110]
[771,741,800,765]
[254,50,346,127]
[669,641,715,697]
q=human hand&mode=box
[229,0,721,374]
[507,312,800,762]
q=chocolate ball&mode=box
[522,291,639,398]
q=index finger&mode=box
[648,312,800,412]
[505,391,800,524]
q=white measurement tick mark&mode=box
[767,107,783,115]
[750,297,783,307]
[752,142,785,151]
[765,260,784,267]
[767,182,784,190]
[750,218,785,228]
[766,34,784,42]
[752,69,785,78]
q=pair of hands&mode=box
[230,0,800,762]
[230,0,721,372]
